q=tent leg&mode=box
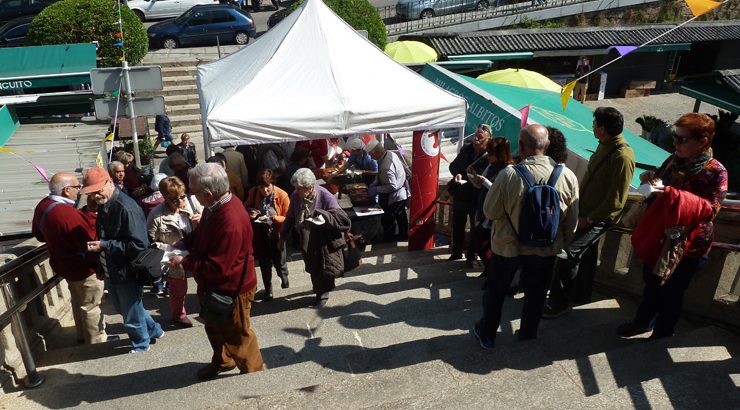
[693,99,701,113]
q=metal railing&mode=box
[0,244,55,388]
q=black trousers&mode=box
[258,241,288,292]
[479,254,555,341]
[451,200,475,258]
[547,222,610,310]
[379,195,408,242]
[633,256,706,337]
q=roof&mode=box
[196,0,466,146]
[402,21,740,57]
[679,69,740,114]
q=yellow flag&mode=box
[684,0,721,17]
[103,132,114,142]
[560,81,576,111]
[0,147,31,153]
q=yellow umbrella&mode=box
[477,68,561,93]
[384,41,438,64]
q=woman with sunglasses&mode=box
[147,176,204,327]
[617,113,728,339]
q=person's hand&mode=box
[169,255,184,268]
[453,174,463,183]
[367,185,378,197]
[277,239,285,251]
[87,241,102,253]
[190,213,201,224]
[473,175,487,186]
[639,171,655,184]
[577,216,591,229]
[248,209,260,219]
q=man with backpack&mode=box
[542,107,635,319]
[472,124,579,349]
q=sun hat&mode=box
[80,167,111,194]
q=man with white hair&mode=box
[32,172,113,345]
[472,124,579,349]
[367,138,409,242]
[330,137,378,176]
[169,163,264,380]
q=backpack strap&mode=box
[546,164,564,187]
[512,164,536,188]
[38,201,62,239]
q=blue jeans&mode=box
[107,280,163,351]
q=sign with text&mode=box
[94,96,165,120]
[90,66,163,95]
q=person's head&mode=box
[256,168,274,196]
[169,153,189,174]
[188,163,229,207]
[290,145,312,166]
[206,153,228,169]
[114,151,135,168]
[48,172,82,201]
[291,167,316,199]
[109,161,125,183]
[486,137,514,166]
[150,173,168,192]
[181,133,190,145]
[593,107,624,141]
[347,138,366,155]
[165,143,179,157]
[473,124,492,153]
[545,126,568,164]
[580,56,589,65]
[673,113,715,159]
[159,176,187,212]
[81,167,114,205]
[518,124,550,159]
[367,138,385,161]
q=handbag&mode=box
[343,232,362,273]
[132,246,166,285]
[199,260,248,327]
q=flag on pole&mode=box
[684,0,721,17]
[519,105,530,128]
[607,45,638,56]
[560,81,577,111]
[33,164,50,182]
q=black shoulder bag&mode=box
[200,261,248,327]
[132,246,167,285]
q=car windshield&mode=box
[174,9,194,24]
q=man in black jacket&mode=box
[83,167,164,353]
[448,124,491,265]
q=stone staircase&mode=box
[2,244,739,409]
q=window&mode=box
[4,24,28,39]
[187,11,210,26]
[210,10,235,24]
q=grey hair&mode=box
[519,125,549,152]
[108,161,124,174]
[48,177,66,195]
[291,168,316,188]
[188,163,229,197]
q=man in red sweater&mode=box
[32,172,113,344]
[169,163,264,380]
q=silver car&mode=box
[396,0,489,20]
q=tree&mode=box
[27,0,148,67]
[287,0,387,49]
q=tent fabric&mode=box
[196,0,467,147]
[420,64,670,188]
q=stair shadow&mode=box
[11,362,202,408]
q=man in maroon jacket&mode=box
[32,172,113,344]
[169,163,264,380]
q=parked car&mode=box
[127,0,220,21]
[0,0,55,26]
[147,4,256,49]
[395,0,489,20]
[266,7,287,30]
[0,15,32,47]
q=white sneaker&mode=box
[129,346,151,354]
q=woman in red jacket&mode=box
[617,113,728,339]
[245,169,291,301]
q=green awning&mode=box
[447,52,534,61]
[421,64,670,187]
[0,44,96,91]
[680,82,740,114]
[637,43,691,53]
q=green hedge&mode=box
[27,0,147,67]
[288,0,387,49]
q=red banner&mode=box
[409,130,440,251]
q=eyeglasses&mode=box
[65,185,82,190]
[167,194,187,203]
[672,133,691,145]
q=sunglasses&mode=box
[167,194,187,203]
[672,133,691,145]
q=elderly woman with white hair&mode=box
[279,168,351,307]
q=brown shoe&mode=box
[174,317,194,328]
[197,364,236,381]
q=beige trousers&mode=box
[574,82,588,103]
[67,275,107,344]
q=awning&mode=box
[447,52,534,61]
[421,64,670,188]
[0,43,96,92]
[680,81,740,114]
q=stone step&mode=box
[166,104,201,116]
[147,114,202,128]
[160,85,199,97]
[161,66,198,78]
[162,93,200,106]
[162,76,197,86]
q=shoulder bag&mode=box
[200,260,248,327]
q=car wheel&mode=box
[476,0,489,10]
[420,9,434,19]
[162,37,178,49]
[234,31,250,45]
[133,10,145,22]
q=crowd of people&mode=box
[30,107,727,380]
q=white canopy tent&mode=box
[196,0,467,148]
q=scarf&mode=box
[666,152,711,188]
[297,187,316,224]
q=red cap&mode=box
[81,167,111,194]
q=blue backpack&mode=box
[506,164,564,248]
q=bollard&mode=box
[1,282,45,388]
